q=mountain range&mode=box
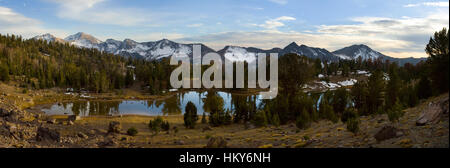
[33,32,426,65]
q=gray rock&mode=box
[36,127,61,142]
[374,126,401,142]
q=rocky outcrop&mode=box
[416,97,449,126]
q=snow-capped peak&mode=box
[64,32,102,48]
[332,44,385,61]
[33,33,65,43]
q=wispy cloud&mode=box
[404,1,449,7]
[0,6,67,38]
[46,0,151,26]
[255,16,296,30]
[268,0,288,5]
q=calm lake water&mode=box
[41,91,265,116]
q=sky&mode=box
[0,0,448,58]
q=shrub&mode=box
[296,109,311,129]
[148,116,169,135]
[346,118,360,134]
[0,64,9,82]
[161,121,170,131]
[184,101,199,129]
[271,113,280,127]
[320,102,338,123]
[252,110,268,127]
[127,127,138,136]
[341,108,358,123]
[388,100,404,122]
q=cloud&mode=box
[46,0,150,26]
[187,23,204,28]
[124,33,185,42]
[268,0,288,5]
[0,6,67,38]
[256,16,296,30]
[178,11,448,58]
[404,1,449,7]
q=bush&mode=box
[148,116,169,135]
[0,64,9,82]
[184,101,198,129]
[127,127,138,136]
[388,100,404,122]
[252,110,268,127]
[320,102,338,123]
[341,108,358,123]
[271,113,280,127]
[346,118,360,134]
[161,121,170,131]
[296,109,311,129]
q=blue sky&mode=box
[0,0,448,58]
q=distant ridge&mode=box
[32,32,426,65]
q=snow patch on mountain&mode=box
[223,46,256,62]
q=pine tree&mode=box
[425,28,449,94]
[184,101,198,129]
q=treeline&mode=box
[0,33,173,93]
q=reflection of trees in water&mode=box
[162,95,181,115]
[69,101,120,116]
[202,91,224,114]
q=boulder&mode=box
[416,97,449,126]
[36,127,61,142]
[374,126,403,142]
[108,121,121,134]
[206,136,227,148]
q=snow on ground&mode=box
[318,74,324,78]
[356,70,369,75]
[335,54,352,60]
[313,78,358,90]
[338,79,357,86]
